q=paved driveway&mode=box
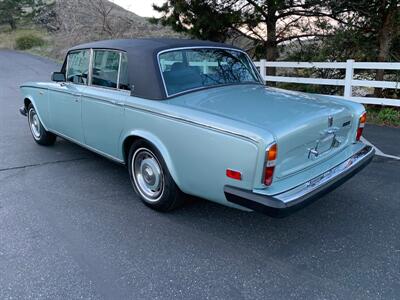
[0,50,399,299]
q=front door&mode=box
[48,49,90,143]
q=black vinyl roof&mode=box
[68,38,242,100]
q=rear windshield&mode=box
[159,48,261,96]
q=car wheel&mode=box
[27,104,56,146]
[128,140,184,212]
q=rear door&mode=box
[81,50,130,159]
[48,49,89,143]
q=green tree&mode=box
[151,0,338,76]
[0,0,45,30]
[328,0,400,96]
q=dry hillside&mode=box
[36,0,183,59]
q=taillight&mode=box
[356,112,367,141]
[263,143,277,186]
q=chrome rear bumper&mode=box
[224,145,375,217]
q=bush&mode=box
[367,106,400,127]
[377,108,400,126]
[15,35,45,50]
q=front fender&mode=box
[20,89,50,131]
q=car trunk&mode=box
[272,107,353,179]
[168,85,356,179]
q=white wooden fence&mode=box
[161,58,400,107]
[254,59,400,107]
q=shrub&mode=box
[367,106,400,127]
[377,107,400,126]
[15,35,45,50]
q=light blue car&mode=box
[20,38,374,216]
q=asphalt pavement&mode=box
[0,49,399,300]
[364,124,400,158]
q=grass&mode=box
[367,106,400,127]
[0,26,55,59]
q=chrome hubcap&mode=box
[132,148,164,202]
[28,108,41,140]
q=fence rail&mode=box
[254,59,400,107]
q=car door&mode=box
[48,49,90,143]
[81,50,130,159]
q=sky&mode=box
[113,0,165,18]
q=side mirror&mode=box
[51,72,66,82]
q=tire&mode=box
[27,104,56,146]
[128,140,184,212]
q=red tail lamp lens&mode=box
[263,166,275,186]
[356,112,367,141]
[263,143,277,186]
[226,169,242,180]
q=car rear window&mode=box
[159,48,261,96]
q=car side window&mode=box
[91,50,120,89]
[118,52,129,91]
[66,50,90,85]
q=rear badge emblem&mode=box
[342,120,351,127]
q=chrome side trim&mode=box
[156,46,264,98]
[49,129,125,165]
[20,85,49,90]
[21,86,258,143]
[123,103,260,144]
[272,145,375,205]
[82,93,125,106]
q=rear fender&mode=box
[120,130,181,189]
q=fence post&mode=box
[344,59,354,98]
[202,60,208,74]
[259,59,267,82]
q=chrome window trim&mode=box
[117,52,131,91]
[88,48,93,86]
[157,46,264,98]
[83,85,131,96]
[65,54,69,80]
[65,49,91,86]
[117,52,122,89]
[88,49,126,92]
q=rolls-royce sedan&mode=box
[19,38,374,216]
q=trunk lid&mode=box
[168,85,355,178]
